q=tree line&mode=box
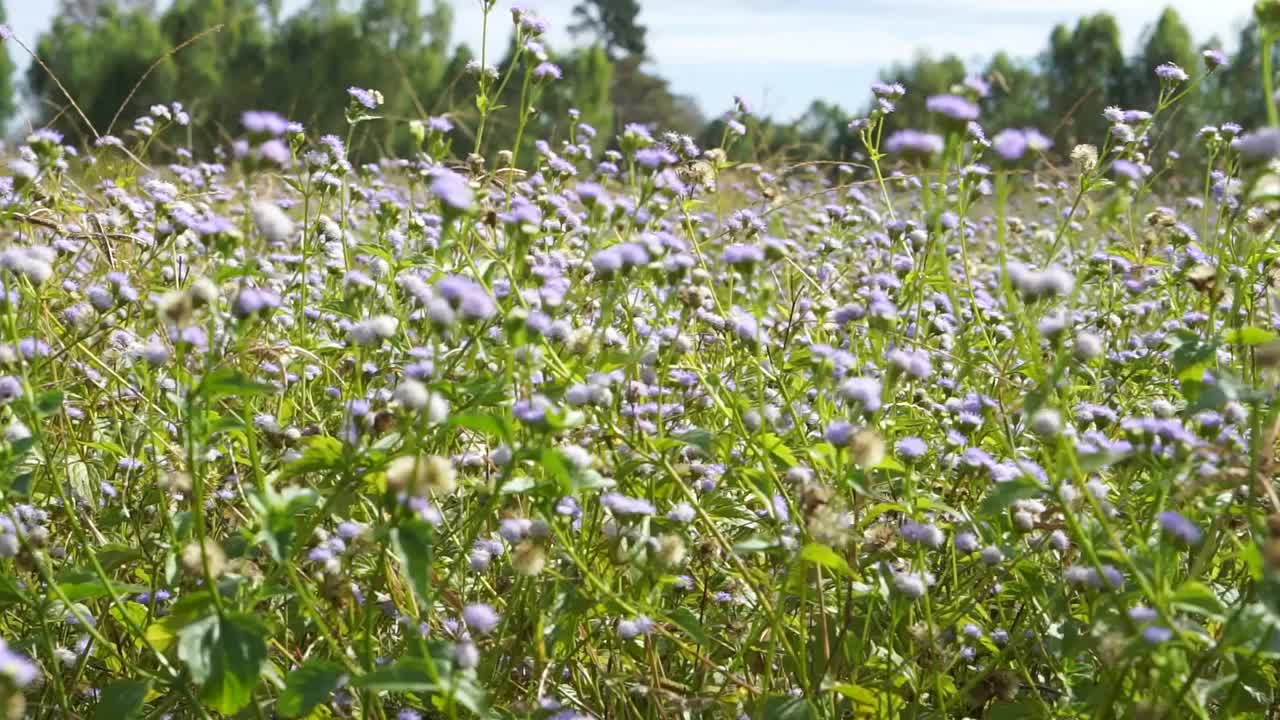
[0,0,696,161]
[0,1,1270,165]
[712,8,1269,166]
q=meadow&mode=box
[1,5,1280,719]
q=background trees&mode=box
[0,1,1271,164]
[569,0,646,60]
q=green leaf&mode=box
[733,537,778,554]
[145,616,183,653]
[668,607,709,646]
[799,543,852,577]
[177,612,268,715]
[355,243,395,266]
[213,264,261,283]
[450,412,511,441]
[1022,384,1051,419]
[353,657,435,693]
[249,485,320,561]
[108,602,149,632]
[352,655,489,713]
[989,702,1048,720]
[540,447,571,493]
[1177,362,1211,384]
[1173,581,1226,619]
[34,389,64,415]
[0,574,23,605]
[198,368,275,402]
[1244,542,1265,581]
[177,614,218,683]
[6,471,32,497]
[461,379,508,406]
[979,475,1044,517]
[876,455,906,472]
[96,544,144,572]
[1184,369,1258,413]
[278,660,344,718]
[55,571,149,602]
[392,519,435,602]
[759,433,798,467]
[1167,330,1217,374]
[571,468,613,493]
[1225,327,1278,345]
[284,436,345,477]
[208,414,248,436]
[674,427,714,454]
[93,678,151,720]
[830,683,878,708]
[498,475,536,495]
[763,695,816,720]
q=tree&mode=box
[873,52,966,133]
[28,3,176,143]
[981,51,1046,131]
[58,0,155,28]
[1215,21,1273,130]
[569,0,646,60]
[567,45,614,153]
[0,1,16,129]
[1043,13,1128,146]
[255,0,460,157]
[1131,6,1198,148]
[160,0,271,143]
[609,55,702,136]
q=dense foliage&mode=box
[6,1,1280,720]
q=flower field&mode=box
[2,8,1280,719]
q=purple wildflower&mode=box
[533,63,562,81]
[461,603,500,634]
[429,169,475,211]
[241,110,289,136]
[602,492,656,517]
[347,87,381,109]
[1155,63,1188,83]
[925,94,979,121]
[1233,128,1280,161]
[885,130,944,156]
[1156,510,1202,545]
[896,436,927,461]
[1203,49,1228,69]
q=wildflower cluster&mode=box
[0,18,1275,720]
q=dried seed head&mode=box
[850,429,885,468]
[188,277,219,307]
[156,290,193,325]
[655,534,687,569]
[181,539,227,579]
[862,524,897,553]
[1186,264,1217,294]
[385,454,456,496]
[1070,144,1098,173]
[512,541,547,576]
[160,471,193,493]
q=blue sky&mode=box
[6,0,1258,121]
